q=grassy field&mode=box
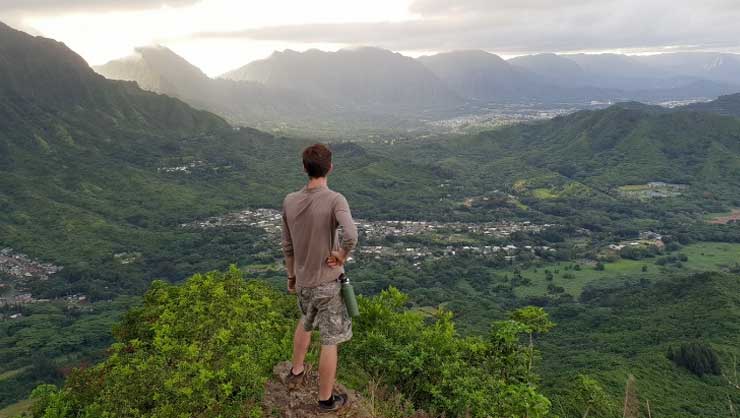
[513,258,654,298]
[0,399,31,418]
[0,368,28,381]
[679,242,740,271]
[512,242,740,298]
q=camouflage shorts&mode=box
[297,281,352,345]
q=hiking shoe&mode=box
[318,393,349,413]
[286,363,311,390]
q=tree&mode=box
[667,342,722,376]
[511,307,555,374]
[557,374,615,418]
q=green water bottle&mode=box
[340,274,360,317]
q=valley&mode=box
[1,20,739,418]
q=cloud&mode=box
[0,0,200,15]
[190,0,740,54]
[409,0,596,16]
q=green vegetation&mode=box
[667,342,723,377]
[542,272,740,418]
[28,268,553,418]
[0,399,31,418]
[510,242,740,298]
[2,20,740,416]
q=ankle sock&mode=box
[318,395,335,407]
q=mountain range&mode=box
[93,44,740,136]
[222,47,461,109]
[3,20,740,416]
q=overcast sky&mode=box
[4,0,740,76]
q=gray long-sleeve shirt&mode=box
[281,185,358,289]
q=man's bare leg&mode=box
[318,344,338,400]
[291,319,311,374]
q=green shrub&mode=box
[31,267,296,418]
[30,271,553,418]
[345,288,552,418]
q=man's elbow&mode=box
[342,231,359,252]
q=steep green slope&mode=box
[684,93,740,117]
[543,272,740,418]
[467,105,740,190]
[0,22,452,290]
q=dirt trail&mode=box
[263,362,372,418]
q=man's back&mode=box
[282,185,358,289]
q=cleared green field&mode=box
[0,368,28,381]
[512,242,740,298]
[513,258,654,298]
[679,242,740,271]
[0,399,32,418]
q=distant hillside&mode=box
[93,45,740,134]
[454,102,740,199]
[94,46,336,134]
[417,50,538,100]
[682,93,740,117]
[94,46,212,98]
[222,47,462,109]
[419,50,738,104]
[419,50,629,103]
[508,52,740,99]
[508,53,586,87]
[637,52,740,85]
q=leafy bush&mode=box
[345,288,552,418]
[29,270,553,418]
[30,267,296,418]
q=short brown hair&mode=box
[302,143,332,178]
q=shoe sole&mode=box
[286,364,312,390]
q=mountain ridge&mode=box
[221,46,462,109]
[93,41,740,136]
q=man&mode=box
[281,143,358,412]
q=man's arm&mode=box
[327,194,358,267]
[281,204,296,292]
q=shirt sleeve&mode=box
[334,194,358,253]
[281,201,296,278]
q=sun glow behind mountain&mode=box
[9,0,740,77]
[17,0,415,76]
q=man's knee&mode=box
[319,344,338,360]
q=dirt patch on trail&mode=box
[708,209,740,224]
[263,362,372,418]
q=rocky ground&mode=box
[263,362,372,418]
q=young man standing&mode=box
[281,143,358,412]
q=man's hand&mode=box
[287,277,296,294]
[326,250,347,268]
